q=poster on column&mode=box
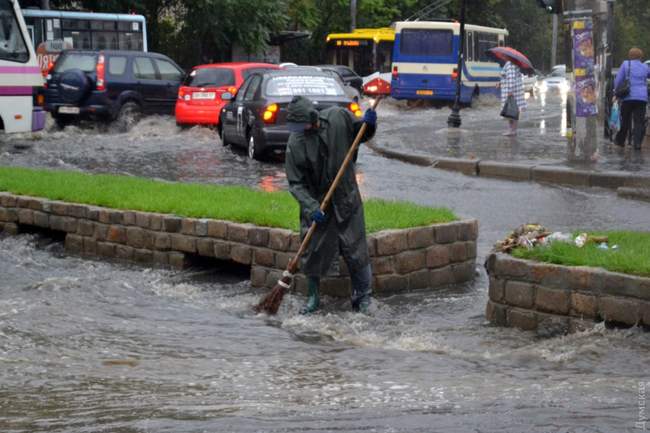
[573,20,597,117]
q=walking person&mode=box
[284,96,377,314]
[614,48,650,150]
[500,60,527,136]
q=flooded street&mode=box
[1,95,650,432]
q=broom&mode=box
[255,97,382,315]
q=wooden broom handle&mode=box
[288,97,382,273]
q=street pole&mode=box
[447,0,466,128]
[551,13,558,67]
[350,0,357,31]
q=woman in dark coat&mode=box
[614,47,650,149]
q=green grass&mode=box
[0,166,457,233]
[512,231,650,277]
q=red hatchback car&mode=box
[175,62,279,128]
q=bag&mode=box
[615,60,631,99]
[608,100,620,132]
[500,94,519,120]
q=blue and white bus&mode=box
[390,21,508,104]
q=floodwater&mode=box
[1,95,650,432]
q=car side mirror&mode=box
[222,92,234,101]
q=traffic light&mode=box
[537,0,563,14]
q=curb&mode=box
[367,142,650,194]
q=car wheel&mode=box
[247,134,263,160]
[115,101,142,132]
[218,124,229,146]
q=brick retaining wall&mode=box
[0,192,478,297]
[485,253,650,334]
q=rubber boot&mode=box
[300,277,320,315]
[350,264,372,314]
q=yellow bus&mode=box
[326,27,395,95]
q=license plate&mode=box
[59,106,80,114]
[416,90,433,96]
[193,92,216,100]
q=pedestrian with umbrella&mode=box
[488,47,534,136]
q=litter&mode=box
[495,225,616,253]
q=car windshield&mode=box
[265,75,345,97]
[184,67,235,87]
[54,53,97,73]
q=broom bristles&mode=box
[254,275,293,315]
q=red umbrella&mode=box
[487,47,535,75]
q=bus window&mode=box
[465,31,474,61]
[63,30,91,49]
[400,29,453,57]
[62,19,89,30]
[377,41,392,73]
[477,33,499,61]
[92,31,118,50]
[0,1,29,63]
[119,32,142,51]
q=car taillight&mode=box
[263,103,278,124]
[451,68,459,81]
[178,87,186,100]
[392,65,398,79]
[43,60,55,88]
[348,102,362,118]
[96,54,106,91]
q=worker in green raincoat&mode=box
[284,95,377,314]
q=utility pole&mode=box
[551,14,559,67]
[447,0,466,128]
[350,0,357,31]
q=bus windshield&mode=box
[400,29,453,57]
[0,0,29,62]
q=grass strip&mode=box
[512,231,650,277]
[0,166,457,233]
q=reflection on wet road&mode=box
[1,99,649,432]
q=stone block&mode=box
[406,226,435,249]
[171,234,196,253]
[123,211,136,226]
[449,242,467,263]
[77,220,95,237]
[465,241,477,259]
[535,286,570,315]
[154,233,171,250]
[478,161,532,181]
[434,157,479,176]
[265,269,283,289]
[251,267,268,288]
[108,211,123,225]
[288,234,301,252]
[493,255,531,279]
[3,222,18,235]
[33,211,49,228]
[115,245,134,261]
[532,166,591,187]
[97,209,111,223]
[83,237,97,256]
[457,219,479,241]
[195,219,209,236]
[375,230,408,256]
[535,312,570,338]
[96,242,116,258]
[371,256,394,275]
[367,237,377,257]
[162,216,182,233]
[66,204,87,218]
[426,245,451,268]
[207,220,228,239]
[51,202,68,216]
[64,234,83,254]
[227,222,250,243]
[149,214,163,231]
[142,230,154,250]
[0,207,18,222]
[26,198,43,211]
[488,277,505,302]
[62,217,78,233]
[134,249,154,264]
[434,223,459,244]
[567,267,596,292]
[269,229,293,251]
[294,274,307,294]
[601,273,650,301]
[181,218,196,235]
[530,263,571,290]
[94,223,109,241]
[570,292,598,318]
[231,244,252,265]
[429,266,454,288]
[168,252,188,269]
[86,207,100,221]
[508,308,537,331]
[598,296,639,326]
[49,215,65,232]
[135,212,151,228]
[375,274,408,293]
[394,250,426,275]
[485,300,507,326]
[452,261,475,283]
[196,238,214,257]
[0,194,17,207]
[640,301,650,326]
[152,251,169,266]
[253,248,275,267]
[106,226,127,244]
[249,227,269,246]
[590,171,628,189]
[408,269,430,290]
[504,281,535,309]
[17,208,34,225]
[16,197,31,208]
[213,240,231,260]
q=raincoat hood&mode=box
[286,96,318,131]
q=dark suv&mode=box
[45,50,185,129]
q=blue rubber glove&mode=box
[362,109,377,126]
[310,209,325,224]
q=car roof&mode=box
[260,68,337,79]
[60,49,172,59]
[193,62,279,70]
